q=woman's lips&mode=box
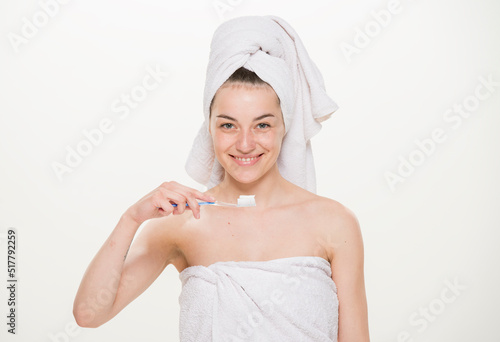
[230,153,263,166]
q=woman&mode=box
[73,16,369,342]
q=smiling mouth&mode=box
[230,153,264,162]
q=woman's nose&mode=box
[235,129,256,152]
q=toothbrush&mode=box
[171,195,256,208]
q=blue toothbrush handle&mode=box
[171,201,215,207]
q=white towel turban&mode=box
[185,15,338,193]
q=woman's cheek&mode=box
[219,133,236,146]
[264,131,282,148]
[213,133,236,152]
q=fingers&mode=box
[161,190,188,215]
[196,190,216,203]
[155,202,174,218]
[158,181,216,220]
[187,189,216,220]
[153,193,176,217]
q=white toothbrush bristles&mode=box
[237,195,256,207]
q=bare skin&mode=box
[73,84,370,341]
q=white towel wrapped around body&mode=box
[185,15,339,193]
[178,256,339,341]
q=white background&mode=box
[1,0,499,341]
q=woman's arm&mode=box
[325,203,370,341]
[73,182,215,328]
[73,214,172,327]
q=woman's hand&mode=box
[124,181,215,224]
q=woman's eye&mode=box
[220,123,234,129]
[257,123,270,129]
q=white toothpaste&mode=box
[237,195,256,207]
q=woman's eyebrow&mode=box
[216,114,237,121]
[253,113,275,121]
[216,113,275,122]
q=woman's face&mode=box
[209,84,285,184]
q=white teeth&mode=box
[235,156,258,161]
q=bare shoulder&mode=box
[315,196,359,230]
[132,212,190,268]
[285,183,359,231]
[301,193,363,262]
[296,188,357,224]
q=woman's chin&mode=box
[232,176,259,185]
[227,171,263,185]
